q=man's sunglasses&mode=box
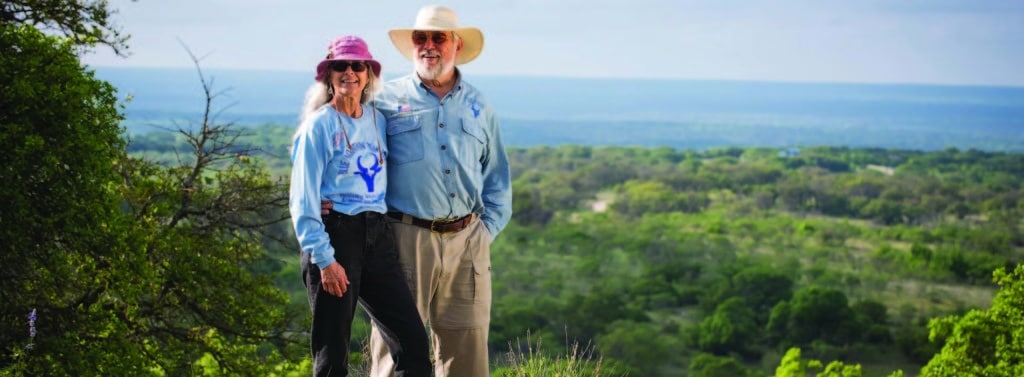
[412,31,451,46]
[330,61,368,73]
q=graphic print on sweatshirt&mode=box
[334,140,385,205]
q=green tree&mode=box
[1,0,131,54]
[1,22,130,372]
[766,300,792,344]
[785,287,860,346]
[894,317,941,364]
[732,267,794,326]
[104,51,296,375]
[775,348,810,377]
[1,12,298,375]
[688,353,758,377]
[612,180,680,216]
[561,284,647,340]
[598,320,676,377]
[852,299,893,344]
[697,298,759,357]
[774,347,899,377]
[920,265,1024,377]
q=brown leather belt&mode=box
[387,212,474,234]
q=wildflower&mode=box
[26,309,36,350]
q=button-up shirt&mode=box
[376,71,512,239]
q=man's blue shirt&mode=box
[376,71,512,239]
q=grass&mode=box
[492,333,626,377]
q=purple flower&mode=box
[26,309,36,350]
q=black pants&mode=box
[301,211,430,377]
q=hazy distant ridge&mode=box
[95,67,1024,152]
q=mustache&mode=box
[419,50,441,58]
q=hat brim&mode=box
[315,59,382,81]
[388,27,483,65]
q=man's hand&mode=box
[321,200,333,215]
[320,262,350,297]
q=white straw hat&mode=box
[388,5,484,65]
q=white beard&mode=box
[416,59,454,82]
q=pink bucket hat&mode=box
[315,35,382,81]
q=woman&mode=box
[289,35,430,377]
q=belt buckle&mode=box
[430,216,460,234]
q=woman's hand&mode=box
[320,262,350,297]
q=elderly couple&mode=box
[288,5,511,377]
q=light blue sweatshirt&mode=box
[289,103,388,269]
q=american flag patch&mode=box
[398,104,411,113]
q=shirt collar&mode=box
[413,68,463,95]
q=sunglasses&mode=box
[412,31,451,46]
[330,61,368,73]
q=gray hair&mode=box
[299,65,381,124]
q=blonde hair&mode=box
[299,64,380,124]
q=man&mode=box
[370,5,511,377]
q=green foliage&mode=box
[784,155,852,173]
[493,336,627,377]
[767,301,793,344]
[774,347,879,377]
[688,353,759,377]
[1,17,297,375]
[12,3,1024,375]
[731,267,795,325]
[612,180,709,216]
[561,284,648,340]
[102,63,297,374]
[0,22,132,374]
[781,287,862,347]
[852,299,893,344]
[698,298,759,357]
[894,317,942,364]
[597,320,680,376]
[775,348,812,377]
[920,265,1024,376]
[126,131,1023,375]
[0,0,130,54]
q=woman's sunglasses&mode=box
[330,61,368,73]
[412,31,451,46]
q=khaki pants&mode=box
[369,216,492,377]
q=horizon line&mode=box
[87,64,1024,90]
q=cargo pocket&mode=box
[470,221,492,305]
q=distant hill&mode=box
[94,67,1024,151]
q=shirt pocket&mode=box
[458,112,487,162]
[386,115,424,165]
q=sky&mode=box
[82,0,1024,87]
